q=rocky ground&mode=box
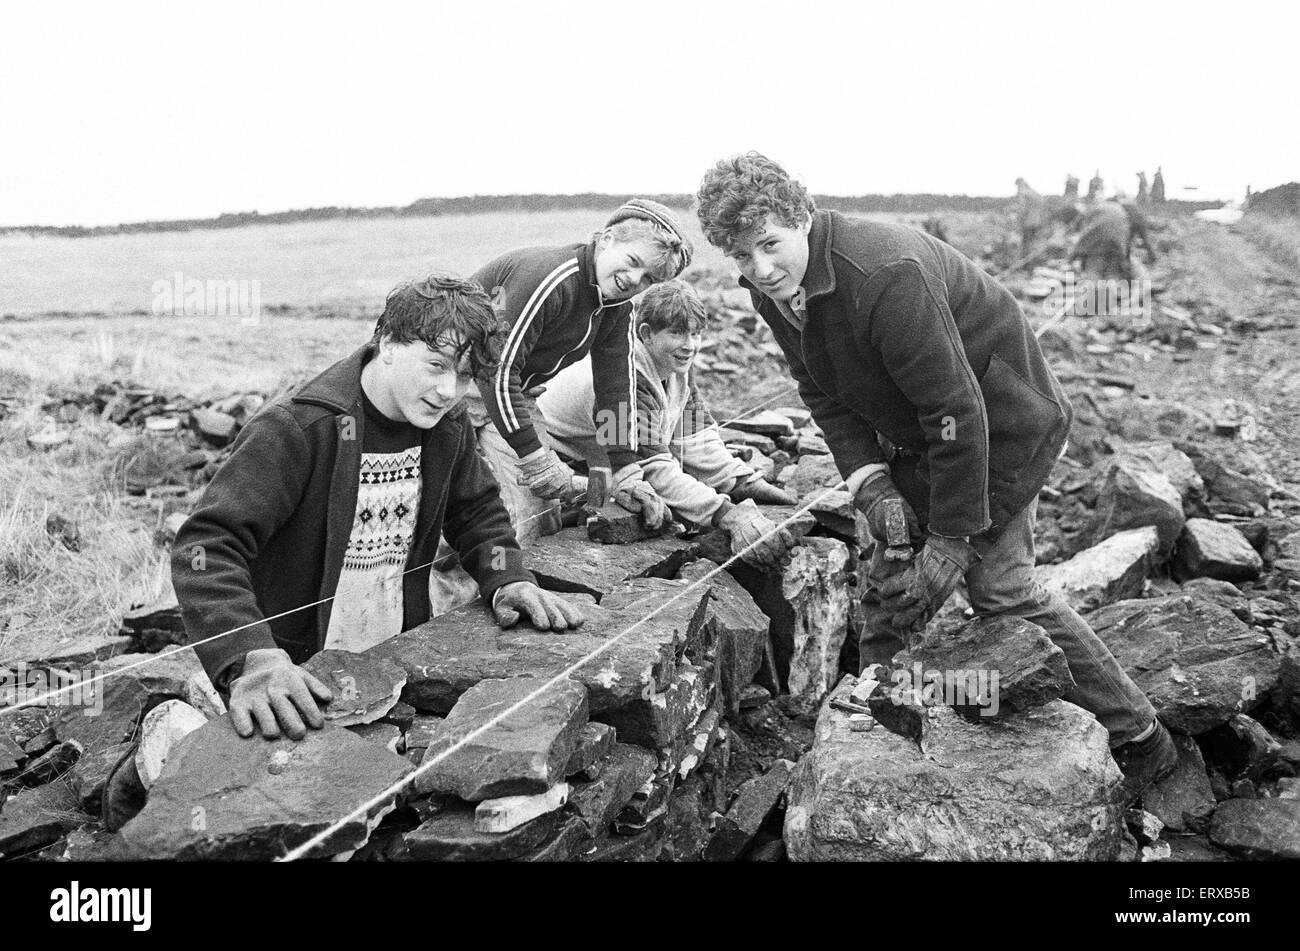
[3,207,1300,862]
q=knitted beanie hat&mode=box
[605,198,693,274]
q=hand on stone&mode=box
[729,475,796,506]
[718,499,794,568]
[228,648,333,741]
[876,534,978,632]
[611,466,669,529]
[493,582,587,631]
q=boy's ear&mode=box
[635,322,653,344]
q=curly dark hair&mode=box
[373,272,500,377]
[635,279,709,335]
[695,151,815,251]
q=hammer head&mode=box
[586,466,612,510]
[880,496,914,562]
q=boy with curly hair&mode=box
[694,152,1175,794]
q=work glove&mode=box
[493,581,586,630]
[517,446,578,500]
[716,499,794,568]
[852,470,921,546]
[877,534,979,633]
[611,464,669,529]
[228,648,333,741]
[729,474,796,506]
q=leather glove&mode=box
[729,474,796,506]
[612,464,668,529]
[517,446,577,500]
[876,534,979,632]
[852,471,921,545]
[716,499,794,568]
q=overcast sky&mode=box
[2,0,1295,227]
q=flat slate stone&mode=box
[568,742,658,837]
[117,717,412,860]
[726,410,795,437]
[0,781,85,858]
[87,650,226,720]
[717,427,777,454]
[388,798,561,861]
[564,722,616,778]
[415,676,588,801]
[1208,798,1300,860]
[705,758,796,862]
[1089,594,1280,734]
[1174,518,1263,582]
[522,811,595,861]
[1037,526,1159,613]
[522,528,697,598]
[904,615,1075,716]
[371,582,707,742]
[301,650,406,727]
[785,677,1127,861]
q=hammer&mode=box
[880,496,915,564]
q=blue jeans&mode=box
[858,496,1157,747]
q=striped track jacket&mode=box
[472,240,638,472]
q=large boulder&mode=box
[784,677,1127,860]
[1114,442,1205,512]
[1088,594,1280,734]
[1036,526,1158,613]
[1208,799,1300,860]
[1086,456,1186,553]
[117,717,413,860]
[415,676,588,801]
[1173,519,1263,582]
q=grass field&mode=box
[0,204,1008,663]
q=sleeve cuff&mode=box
[844,462,891,499]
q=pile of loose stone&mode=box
[5,404,1300,862]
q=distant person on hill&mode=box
[1087,169,1105,202]
[1071,198,1156,281]
[535,279,795,567]
[170,274,586,742]
[693,151,1177,795]
[466,199,692,544]
[1014,177,1049,259]
[1151,167,1166,203]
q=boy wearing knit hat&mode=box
[466,198,694,543]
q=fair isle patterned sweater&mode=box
[323,392,423,653]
